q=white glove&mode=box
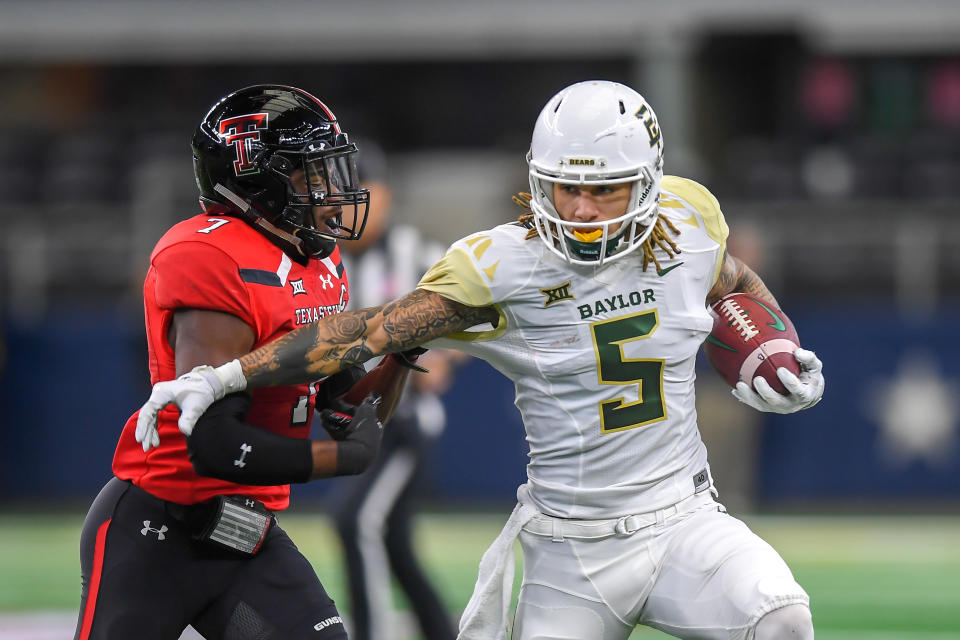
[134,359,247,452]
[732,348,824,414]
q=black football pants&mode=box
[74,477,347,640]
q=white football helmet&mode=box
[527,80,664,265]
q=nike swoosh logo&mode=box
[678,214,699,228]
[754,299,786,331]
[657,262,684,277]
[706,334,738,352]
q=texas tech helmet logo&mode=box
[219,112,268,176]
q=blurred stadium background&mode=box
[2,1,960,638]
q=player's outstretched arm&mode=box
[240,287,492,387]
[706,251,824,413]
[136,288,496,448]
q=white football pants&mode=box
[511,493,809,640]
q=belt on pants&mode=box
[521,491,712,542]
[125,480,274,555]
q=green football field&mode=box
[2,510,959,639]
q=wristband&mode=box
[191,359,247,403]
[213,359,247,394]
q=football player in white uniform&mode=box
[137,81,824,640]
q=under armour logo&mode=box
[234,443,252,468]
[141,520,167,540]
[318,273,333,290]
[290,278,307,296]
[244,498,256,508]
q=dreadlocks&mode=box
[512,192,681,272]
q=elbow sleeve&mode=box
[186,393,313,485]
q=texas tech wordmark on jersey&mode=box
[113,212,350,510]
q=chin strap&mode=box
[207,185,314,263]
[249,217,309,259]
[563,232,623,262]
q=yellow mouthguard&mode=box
[573,229,603,242]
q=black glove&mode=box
[320,393,384,475]
[315,364,367,411]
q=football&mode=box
[704,293,801,395]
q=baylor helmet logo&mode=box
[540,281,574,307]
[635,104,662,149]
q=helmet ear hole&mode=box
[267,155,293,174]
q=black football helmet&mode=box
[192,84,369,259]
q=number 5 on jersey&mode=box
[591,309,665,433]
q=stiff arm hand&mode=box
[135,360,246,451]
[732,348,824,414]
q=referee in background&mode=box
[328,140,462,640]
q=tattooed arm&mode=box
[706,251,779,308]
[241,288,497,387]
[136,288,498,449]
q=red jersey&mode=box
[113,213,350,510]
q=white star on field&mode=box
[865,350,959,469]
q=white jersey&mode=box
[418,176,729,518]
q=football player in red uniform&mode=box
[74,85,417,640]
